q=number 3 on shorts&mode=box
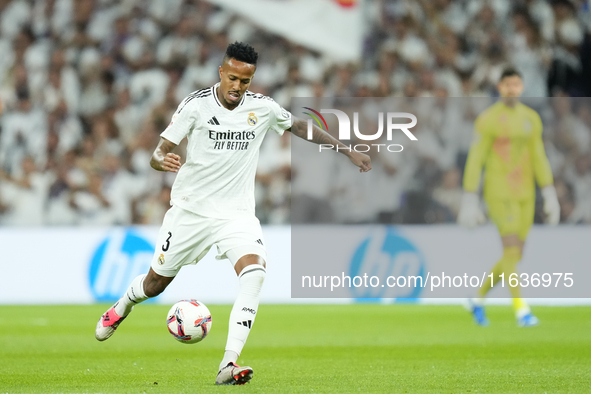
[162,231,172,252]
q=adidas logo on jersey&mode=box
[256,239,263,245]
[237,320,253,328]
[207,116,220,125]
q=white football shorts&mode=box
[150,205,267,277]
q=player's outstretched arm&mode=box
[288,118,372,173]
[150,137,181,172]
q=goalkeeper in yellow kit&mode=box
[458,67,560,327]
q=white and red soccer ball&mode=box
[166,299,212,344]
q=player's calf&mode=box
[143,269,175,297]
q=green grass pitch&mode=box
[0,304,590,393]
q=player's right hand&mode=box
[348,151,372,172]
[541,185,560,225]
[457,192,486,228]
[162,153,182,172]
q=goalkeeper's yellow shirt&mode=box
[463,101,554,201]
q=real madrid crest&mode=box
[248,112,257,126]
[158,253,165,265]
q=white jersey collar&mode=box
[213,83,246,110]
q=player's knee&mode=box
[238,258,266,278]
[243,254,266,269]
[143,281,163,297]
[235,254,266,276]
[502,246,522,266]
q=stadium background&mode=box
[1,0,590,304]
[1,0,590,227]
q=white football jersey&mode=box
[161,83,292,219]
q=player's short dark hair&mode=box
[499,66,522,81]
[224,41,258,66]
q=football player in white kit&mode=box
[95,42,371,385]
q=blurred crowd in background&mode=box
[0,0,590,226]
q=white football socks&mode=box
[219,350,239,370]
[220,264,266,370]
[114,274,149,317]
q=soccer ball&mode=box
[166,299,212,344]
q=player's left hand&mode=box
[458,192,486,228]
[542,185,560,225]
[348,151,372,172]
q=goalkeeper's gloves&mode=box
[541,185,560,225]
[457,192,486,228]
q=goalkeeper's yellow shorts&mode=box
[486,198,535,241]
